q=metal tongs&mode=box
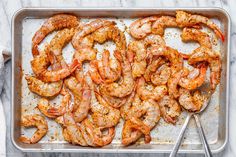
[169,83,213,157]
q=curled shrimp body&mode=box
[129,16,159,39]
[127,41,147,78]
[89,50,121,84]
[137,77,167,101]
[32,14,79,57]
[152,16,178,36]
[144,34,166,47]
[158,96,181,124]
[188,46,221,90]
[37,87,72,118]
[31,51,80,82]
[99,51,134,98]
[176,11,224,41]
[151,63,171,86]
[91,92,120,128]
[25,75,63,97]
[178,63,207,90]
[57,113,88,146]
[179,88,205,112]
[19,114,48,144]
[181,28,212,49]
[149,45,183,74]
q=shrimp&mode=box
[32,14,79,57]
[127,41,147,78]
[25,75,63,97]
[152,16,178,36]
[81,119,115,147]
[31,51,80,82]
[64,76,84,99]
[91,92,120,128]
[19,114,48,144]
[149,45,183,74]
[72,19,115,50]
[158,96,181,124]
[121,120,142,146]
[176,11,224,41]
[37,87,72,118]
[99,50,134,98]
[179,88,206,112]
[188,46,222,90]
[178,63,207,90]
[151,63,171,85]
[129,16,159,39]
[90,50,121,84]
[144,34,166,48]
[137,77,167,101]
[46,28,77,69]
[143,57,166,82]
[181,28,212,49]
[57,113,88,146]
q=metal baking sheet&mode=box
[11,8,230,153]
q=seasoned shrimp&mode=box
[90,50,121,84]
[178,63,207,90]
[25,75,63,97]
[127,41,147,78]
[57,113,88,146]
[149,45,183,74]
[72,19,115,50]
[99,50,134,98]
[31,51,80,82]
[137,77,167,101]
[188,46,221,90]
[176,11,224,41]
[81,119,115,147]
[64,76,84,99]
[46,28,77,69]
[129,16,158,39]
[158,96,181,124]
[152,16,178,36]
[151,63,171,85]
[19,114,48,144]
[32,14,79,56]
[37,87,72,118]
[144,34,166,48]
[91,92,120,128]
[122,120,142,146]
[179,88,206,112]
[181,28,212,49]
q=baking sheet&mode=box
[11,8,230,153]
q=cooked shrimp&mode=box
[127,41,147,78]
[178,63,207,90]
[57,113,88,146]
[152,16,178,36]
[91,92,120,128]
[81,119,115,147]
[19,114,48,144]
[151,63,171,85]
[181,28,212,49]
[99,50,134,98]
[46,28,77,69]
[72,19,115,50]
[122,120,142,146]
[149,45,183,74]
[25,75,63,97]
[144,34,166,47]
[176,11,224,41]
[129,16,158,39]
[179,88,206,112]
[143,57,166,82]
[158,96,181,124]
[37,87,72,118]
[137,77,167,101]
[188,46,221,90]
[32,14,79,57]
[31,51,80,82]
[64,76,84,99]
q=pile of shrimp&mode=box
[21,11,224,146]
